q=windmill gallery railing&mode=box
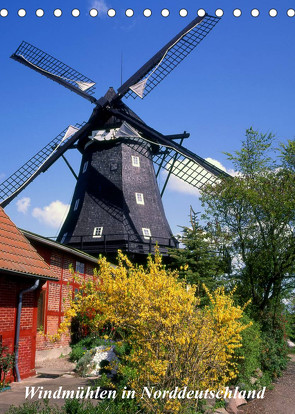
[49,233,179,255]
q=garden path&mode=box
[238,354,295,414]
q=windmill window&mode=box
[60,233,67,243]
[110,162,118,171]
[75,261,85,274]
[82,161,89,173]
[132,156,140,167]
[135,193,144,205]
[74,199,79,211]
[142,228,151,239]
[93,227,103,238]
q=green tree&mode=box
[169,207,231,298]
[200,128,295,317]
[280,138,295,172]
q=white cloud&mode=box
[91,0,108,14]
[204,157,239,177]
[166,174,201,196]
[16,197,31,214]
[205,157,227,172]
[32,200,69,228]
[205,158,239,177]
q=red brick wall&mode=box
[0,275,44,381]
[0,243,96,382]
[32,243,96,351]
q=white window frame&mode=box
[93,226,103,238]
[74,199,80,211]
[135,193,144,205]
[132,155,140,167]
[60,233,67,244]
[82,161,89,173]
[142,228,151,239]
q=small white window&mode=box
[75,261,85,274]
[82,161,88,173]
[74,199,79,211]
[132,156,140,167]
[142,228,151,239]
[60,233,67,243]
[135,193,144,205]
[93,227,103,238]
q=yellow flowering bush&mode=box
[58,251,250,413]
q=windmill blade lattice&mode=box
[11,41,97,102]
[0,123,85,207]
[120,130,228,191]
[153,145,222,190]
[108,107,228,186]
[121,15,220,100]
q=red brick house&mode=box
[22,230,97,357]
[0,207,56,381]
[0,207,98,382]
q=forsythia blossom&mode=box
[57,249,250,413]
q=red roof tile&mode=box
[0,207,56,279]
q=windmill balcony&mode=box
[49,233,179,256]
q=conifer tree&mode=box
[169,207,231,298]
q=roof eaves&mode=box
[0,267,59,281]
[20,229,98,264]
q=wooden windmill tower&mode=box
[0,14,228,257]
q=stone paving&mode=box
[0,355,100,414]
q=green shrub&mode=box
[6,398,143,414]
[6,398,206,414]
[68,345,84,363]
[7,400,57,414]
[235,311,290,389]
[113,341,130,358]
[285,304,295,343]
[70,336,130,378]
[235,314,262,388]
[75,349,95,377]
[69,336,115,362]
[260,312,289,379]
[0,344,14,389]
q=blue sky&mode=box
[1,0,294,238]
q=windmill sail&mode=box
[153,145,225,190]
[11,41,97,103]
[0,123,85,207]
[120,132,228,190]
[118,14,220,100]
[129,79,148,99]
[108,108,229,187]
[4,15,223,256]
[106,113,228,190]
[76,81,96,91]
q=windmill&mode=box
[0,14,228,257]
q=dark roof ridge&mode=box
[21,228,98,264]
